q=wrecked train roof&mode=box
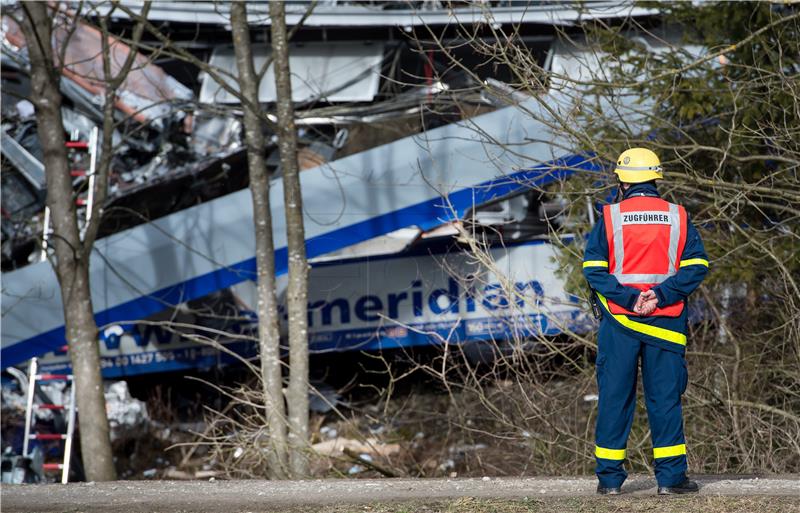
[2,11,192,126]
[96,1,656,28]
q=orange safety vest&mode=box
[603,196,688,317]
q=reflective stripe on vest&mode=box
[603,197,688,318]
[608,202,681,284]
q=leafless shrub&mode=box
[184,2,799,479]
[386,1,800,477]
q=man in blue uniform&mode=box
[583,148,709,495]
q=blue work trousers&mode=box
[594,319,688,488]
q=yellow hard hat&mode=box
[614,148,663,183]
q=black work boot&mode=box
[597,484,622,495]
[657,478,699,495]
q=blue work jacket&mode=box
[583,183,709,353]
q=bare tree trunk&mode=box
[18,2,115,482]
[269,0,310,477]
[230,1,289,479]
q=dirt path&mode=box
[2,475,798,512]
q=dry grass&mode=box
[284,497,800,513]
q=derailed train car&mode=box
[34,220,590,377]
[2,3,669,377]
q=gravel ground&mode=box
[1,475,798,512]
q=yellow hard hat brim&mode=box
[614,168,663,183]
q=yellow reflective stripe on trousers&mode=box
[595,293,687,346]
[595,446,626,460]
[679,258,709,268]
[583,260,609,268]
[653,443,686,459]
